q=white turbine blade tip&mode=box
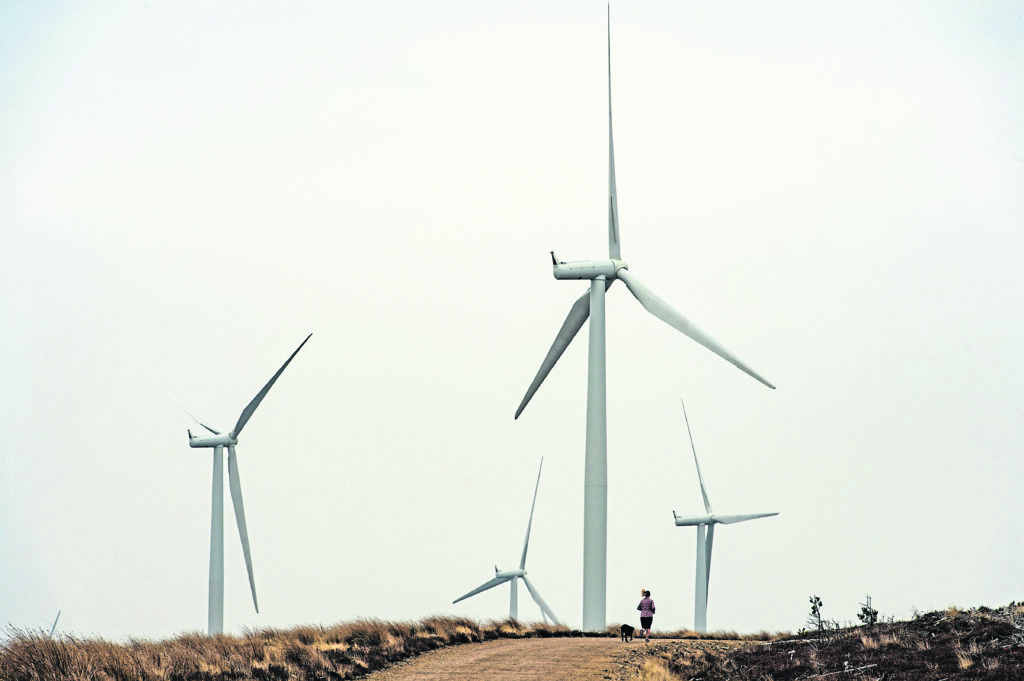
[227,449,258,611]
[680,398,713,514]
[232,333,312,437]
[617,270,775,389]
[519,457,544,569]
[453,575,509,603]
[714,512,779,525]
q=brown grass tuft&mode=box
[878,632,900,647]
[637,658,676,681]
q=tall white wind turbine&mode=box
[452,459,562,625]
[184,333,311,635]
[514,6,775,631]
[673,398,777,633]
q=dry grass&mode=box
[860,632,904,649]
[655,603,1024,681]
[636,658,676,681]
[0,616,571,681]
[879,632,901,647]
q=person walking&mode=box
[637,589,655,643]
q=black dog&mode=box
[620,624,635,642]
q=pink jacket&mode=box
[638,597,655,617]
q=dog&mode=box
[620,624,635,642]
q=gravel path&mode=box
[363,637,742,681]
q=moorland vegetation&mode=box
[636,602,1024,681]
[5,602,1023,681]
[0,616,567,681]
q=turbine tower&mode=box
[453,458,562,625]
[185,333,311,635]
[673,398,777,632]
[514,6,775,631]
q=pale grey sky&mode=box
[2,1,1022,640]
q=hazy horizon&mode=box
[2,1,1022,640]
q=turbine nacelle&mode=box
[188,431,238,448]
[495,567,526,579]
[550,252,627,280]
[673,511,714,527]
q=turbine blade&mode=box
[522,576,562,626]
[515,291,590,419]
[452,575,510,604]
[607,3,621,260]
[616,270,775,389]
[227,447,259,613]
[519,458,544,570]
[680,398,712,514]
[155,377,221,435]
[49,610,61,637]
[231,333,312,438]
[714,512,779,525]
[183,406,221,436]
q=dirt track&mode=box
[364,638,741,681]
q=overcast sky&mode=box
[2,1,1022,640]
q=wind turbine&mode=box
[673,398,777,633]
[184,333,311,635]
[48,610,60,637]
[513,5,775,631]
[452,458,562,625]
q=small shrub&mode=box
[857,594,878,626]
[804,595,840,645]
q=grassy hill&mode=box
[3,604,1022,680]
[637,603,1024,681]
[0,617,571,680]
